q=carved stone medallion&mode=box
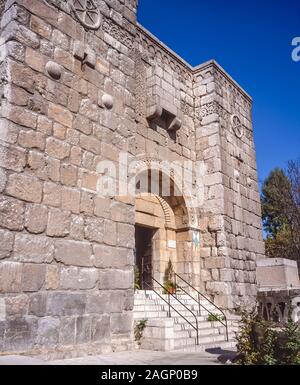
[69,0,101,30]
[43,0,101,30]
[231,114,243,139]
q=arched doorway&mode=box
[134,167,200,290]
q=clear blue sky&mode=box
[138,0,300,186]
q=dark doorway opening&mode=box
[135,225,156,290]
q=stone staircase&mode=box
[134,291,238,352]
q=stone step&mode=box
[134,301,218,312]
[174,333,230,349]
[174,340,237,353]
[174,321,228,331]
[174,327,222,339]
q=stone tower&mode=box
[0,0,264,357]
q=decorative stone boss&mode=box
[43,0,101,30]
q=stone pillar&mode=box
[0,0,137,358]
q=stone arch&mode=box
[134,156,201,289]
[133,153,199,229]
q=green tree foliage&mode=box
[261,161,300,261]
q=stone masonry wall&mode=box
[194,62,265,308]
[0,0,137,358]
[0,0,265,357]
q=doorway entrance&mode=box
[135,225,156,289]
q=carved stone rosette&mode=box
[43,0,101,30]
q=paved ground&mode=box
[0,348,235,365]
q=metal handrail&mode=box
[143,277,199,345]
[174,273,229,342]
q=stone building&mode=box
[0,0,265,357]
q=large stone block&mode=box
[59,317,76,345]
[47,292,86,316]
[46,208,70,237]
[6,173,43,203]
[76,315,91,344]
[0,195,24,231]
[111,312,133,334]
[4,317,37,351]
[0,261,22,293]
[60,267,98,290]
[84,217,104,243]
[5,294,29,317]
[0,229,14,259]
[21,264,46,292]
[91,314,110,342]
[86,291,127,315]
[55,240,93,267]
[257,258,300,290]
[117,223,135,248]
[14,233,54,263]
[36,317,60,346]
[99,269,133,290]
[29,292,47,317]
[93,245,133,269]
[25,204,48,234]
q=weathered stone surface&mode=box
[4,317,37,351]
[60,267,98,290]
[0,145,26,172]
[84,217,104,243]
[47,292,86,316]
[48,103,73,128]
[117,223,135,248]
[0,229,14,259]
[25,204,48,234]
[0,196,24,231]
[45,265,60,290]
[98,269,133,290]
[6,173,43,203]
[14,233,54,263]
[61,187,81,214]
[91,314,110,342]
[55,240,93,267]
[0,262,22,293]
[5,295,29,317]
[29,292,48,317]
[76,315,91,344]
[93,245,133,269]
[36,317,60,346]
[46,208,70,237]
[86,291,128,314]
[46,137,70,160]
[111,313,133,334]
[43,182,62,208]
[69,215,84,240]
[59,317,76,345]
[22,264,46,292]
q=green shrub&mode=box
[134,319,148,345]
[207,313,225,322]
[235,306,300,365]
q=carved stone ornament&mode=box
[231,114,244,139]
[69,0,101,30]
[43,0,101,30]
[46,61,62,80]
